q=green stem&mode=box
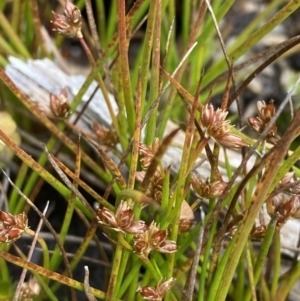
[78,37,121,142]
[198,221,217,301]
[9,163,28,214]
[117,0,136,135]
[114,249,130,295]
[50,220,98,292]
[0,11,30,58]
[25,228,50,271]
[144,0,161,142]
[245,242,257,301]
[140,0,157,121]
[0,35,19,57]
[202,0,300,88]
[165,85,199,301]
[49,151,81,271]
[274,259,300,301]
[106,236,123,301]
[244,217,277,301]
[0,129,92,218]
[235,251,245,301]
[213,110,300,301]
[270,230,281,298]
[117,256,141,298]
[0,251,113,300]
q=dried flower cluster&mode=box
[18,278,41,301]
[51,0,82,38]
[200,104,246,149]
[226,225,266,241]
[139,138,160,169]
[191,174,227,199]
[136,170,164,201]
[0,211,28,243]
[97,201,147,235]
[177,219,194,233]
[267,194,300,228]
[133,222,178,261]
[177,200,195,233]
[49,88,71,118]
[276,171,300,196]
[97,203,178,261]
[137,139,165,201]
[137,139,195,233]
[92,122,118,147]
[248,100,280,144]
[230,223,271,241]
[267,172,300,227]
[250,224,267,239]
[137,278,175,301]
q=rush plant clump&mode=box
[0,1,300,301]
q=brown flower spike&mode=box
[137,278,176,301]
[139,138,160,169]
[93,122,118,147]
[97,201,148,235]
[248,100,280,144]
[0,211,28,243]
[19,278,41,301]
[200,104,246,149]
[192,174,227,198]
[49,88,71,118]
[133,222,178,261]
[266,172,300,226]
[51,0,82,38]
[267,194,300,227]
[135,170,164,201]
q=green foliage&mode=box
[0,0,300,300]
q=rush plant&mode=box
[0,1,300,301]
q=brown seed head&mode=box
[135,170,164,201]
[137,278,175,301]
[192,175,227,198]
[97,207,118,229]
[139,138,160,169]
[280,172,294,185]
[248,117,264,134]
[92,122,118,146]
[133,222,178,259]
[19,278,41,300]
[278,172,300,195]
[278,196,300,220]
[201,104,216,127]
[51,0,82,38]
[156,278,176,297]
[0,211,28,243]
[125,220,148,235]
[257,100,275,122]
[200,104,246,149]
[178,219,195,233]
[267,193,300,227]
[150,229,167,247]
[134,239,148,254]
[0,211,15,227]
[250,225,267,239]
[137,286,161,301]
[133,233,151,261]
[248,100,278,143]
[156,240,178,253]
[97,202,147,234]
[50,88,71,118]
[116,201,133,227]
[201,104,228,130]
[213,133,247,149]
